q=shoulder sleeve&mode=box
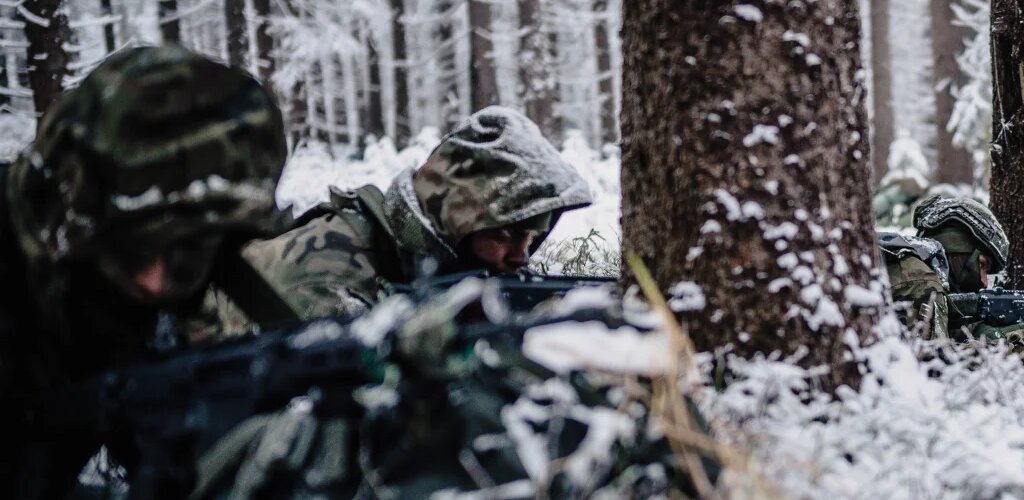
[242,210,381,320]
[889,256,949,338]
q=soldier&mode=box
[0,46,292,498]
[244,105,594,320]
[881,195,1014,341]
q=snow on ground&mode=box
[0,114,36,161]
[523,285,1024,498]
[701,323,1024,498]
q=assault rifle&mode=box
[391,270,618,313]
[948,288,1024,327]
[23,296,624,499]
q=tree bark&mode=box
[224,0,248,67]
[869,0,894,184]
[159,0,181,44]
[468,0,498,111]
[989,0,1024,287]
[930,0,973,184]
[518,0,558,140]
[621,0,883,388]
[390,0,411,144]
[20,0,71,119]
[252,0,274,82]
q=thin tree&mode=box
[224,0,248,67]
[390,0,411,143]
[468,0,498,110]
[20,0,71,119]
[620,0,884,388]
[518,0,557,139]
[99,0,117,54]
[252,0,275,82]
[593,0,617,145]
[159,0,181,44]
[989,0,1024,286]
[869,0,894,183]
[364,24,386,140]
[930,0,973,184]
[435,0,462,130]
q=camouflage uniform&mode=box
[880,232,951,339]
[883,195,1017,343]
[0,46,289,498]
[245,106,593,319]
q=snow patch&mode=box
[733,4,763,22]
[669,281,706,312]
[523,322,671,376]
[742,124,781,147]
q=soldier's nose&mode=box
[506,241,530,268]
[133,257,167,297]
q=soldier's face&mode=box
[96,233,223,304]
[467,228,539,274]
[979,253,992,289]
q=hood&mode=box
[385,106,592,262]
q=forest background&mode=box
[0,0,990,267]
[9,1,1024,497]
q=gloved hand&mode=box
[972,322,1024,353]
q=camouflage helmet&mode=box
[410,106,592,249]
[7,45,287,265]
[913,195,1009,273]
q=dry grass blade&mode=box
[626,251,767,498]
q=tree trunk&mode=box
[365,29,386,140]
[930,0,973,184]
[989,0,1024,287]
[0,30,9,111]
[224,0,248,67]
[436,0,462,130]
[99,0,117,54]
[20,0,70,119]
[594,0,617,146]
[621,0,883,388]
[252,0,274,82]
[869,0,894,184]
[390,0,411,144]
[468,0,498,111]
[159,0,181,44]
[518,0,558,140]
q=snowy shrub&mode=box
[531,228,621,277]
[699,315,1024,498]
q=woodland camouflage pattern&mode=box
[0,46,289,499]
[245,106,592,319]
[7,45,287,268]
[881,233,950,339]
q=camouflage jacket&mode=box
[245,106,593,321]
[880,232,950,339]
